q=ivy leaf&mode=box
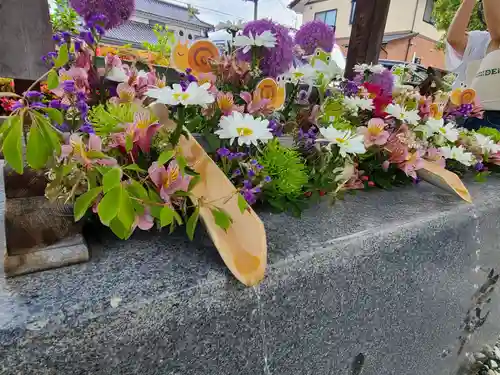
[102,167,122,193]
[74,187,102,221]
[124,164,146,173]
[211,208,232,231]
[186,207,200,240]
[47,69,59,90]
[26,125,49,169]
[237,193,248,214]
[54,43,69,68]
[160,205,175,227]
[2,115,23,173]
[42,107,64,125]
[97,187,121,226]
[157,150,175,165]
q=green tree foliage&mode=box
[50,0,81,34]
[433,0,485,40]
[142,24,176,60]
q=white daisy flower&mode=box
[146,82,214,107]
[422,118,459,142]
[233,30,276,54]
[369,64,386,74]
[385,104,421,125]
[216,20,245,32]
[316,127,366,157]
[344,96,374,113]
[214,112,273,146]
[474,133,500,154]
[440,146,474,166]
[288,64,316,85]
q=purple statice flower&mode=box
[232,169,242,177]
[217,148,231,157]
[268,119,283,137]
[63,80,76,94]
[49,99,62,109]
[475,162,485,172]
[56,122,71,132]
[248,169,256,178]
[369,69,394,97]
[342,80,359,97]
[69,0,134,29]
[79,30,95,45]
[264,175,272,183]
[294,20,335,55]
[237,19,293,77]
[80,122,95,134]
[74,39,83,52]
[25,91,43,99]
[459,104,473,117]
[11,101,24,111]
[30,102,47,109]
[227,152,247,161]
[76,101,89,117]
[297,127,318,151]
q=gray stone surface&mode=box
[1,181,500,374]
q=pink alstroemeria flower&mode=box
[109,82,142,105]
[398,150,424,179]
[128,110,160,153]
[148,161,192,204]
[425,147,446,168]
[134,208,155,231]
[240,91,272,116]
[358,118,390,147]
[217,92,244,116]
[61,133,117,168]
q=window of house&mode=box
[423,0,435,24]
[349,0,356,25]
[314,9,337,27]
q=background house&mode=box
[289,0,446,69]
[102,0,213,49]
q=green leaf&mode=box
[188,174,200,191]
[160,205,175,227]
[204,133,221,153]
[186,207,200,240]
[116,188,135,235]
[42,108,64,125]
[26,125,49,169]
[102,167,122,193]
[74,187,102,221]
[125,134,133,153]
[173,210,183,225]
[211,208,232,231]
[237,193,248,214]
[86,150,107,159]
[109,217,129,240]
[54,43,69,68]
[177,155,187,176]
[147,187,163,219]
[32,111,62,156]
[47,69,59,90]
[2,115,23,173]
[97,186,121,226]
[126,179,148,200]
[157,150,175,165]
[475,171,491,183]
[124,164,146,173]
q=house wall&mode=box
[299,0,443,41]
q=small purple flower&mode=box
[25,91,43,99]
[63,80,76,94]
[248,169,256,178]
[238,19,294,77]
[80,122,95,134]
[74,40,82,52]
[70,0,134,29]
[250,159,258,166]
[256,164,263,170]
[268,119,283,137]
[475,162,485,171]
[77,100,89,117]
[61,103,70,111]
[217,148,231,157]
[264,176,272,183]
[80,31,95,45]
[61,31,71,41]
[342,80,359,97]
[11,101,24,111]
[297,127,318,152]
[369,69,394,97]
[56,122,70,132]
[49,99,62,109]
[30,102,47,109]
[294,20,335,55]
[95,24,106,36]
[52,34,61,43]
[232,168,242,177]
[243,179,253,189]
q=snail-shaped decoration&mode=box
[171,41,190,72]
[450,88,476,106]
[254,77,286,110]
[187,40,220,74]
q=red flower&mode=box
[362,82,392,117]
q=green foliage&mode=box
[477,127,500,143]
[211,208,232,231]
[74,187,102,221]
[50,0,80,34]
[186,207,200,240]
[433,0,485,47]
[237,193,248,214]
[1,115,23,173]
[54,43,70,69]
[47,70,59,90]
[88,103,137,135]
[142,24,176,59]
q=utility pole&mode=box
[345,0,391,78]
[244,0,258,20]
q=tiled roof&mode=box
[382,31,417,44]
[103,21,157,46]
[135,0,212,29]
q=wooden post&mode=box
[0,0,53,94]
[345,0,391,78]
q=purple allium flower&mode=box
[63,80,76,94]
[49,99,62,109]
[369,69,394,97]
[294,20,335,55]
[25,91,43,99]
[217,148,231,157]
[237,19,293,77]
[69,0,134,29]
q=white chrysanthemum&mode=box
[233,30,276,54]
[422,118,459,142]
[288,64,316,85]
[369,64,386,74]
[440,146,474,166]
[475,133,500,154]
[316,127,366,157]
[385,104,421,125]
[146,82,214,107]
[215,112,273,146]
[344,96,374,113]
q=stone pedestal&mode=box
[0,181,500,374]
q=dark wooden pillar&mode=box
[0,0,53,93]
[345,0,391,79]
